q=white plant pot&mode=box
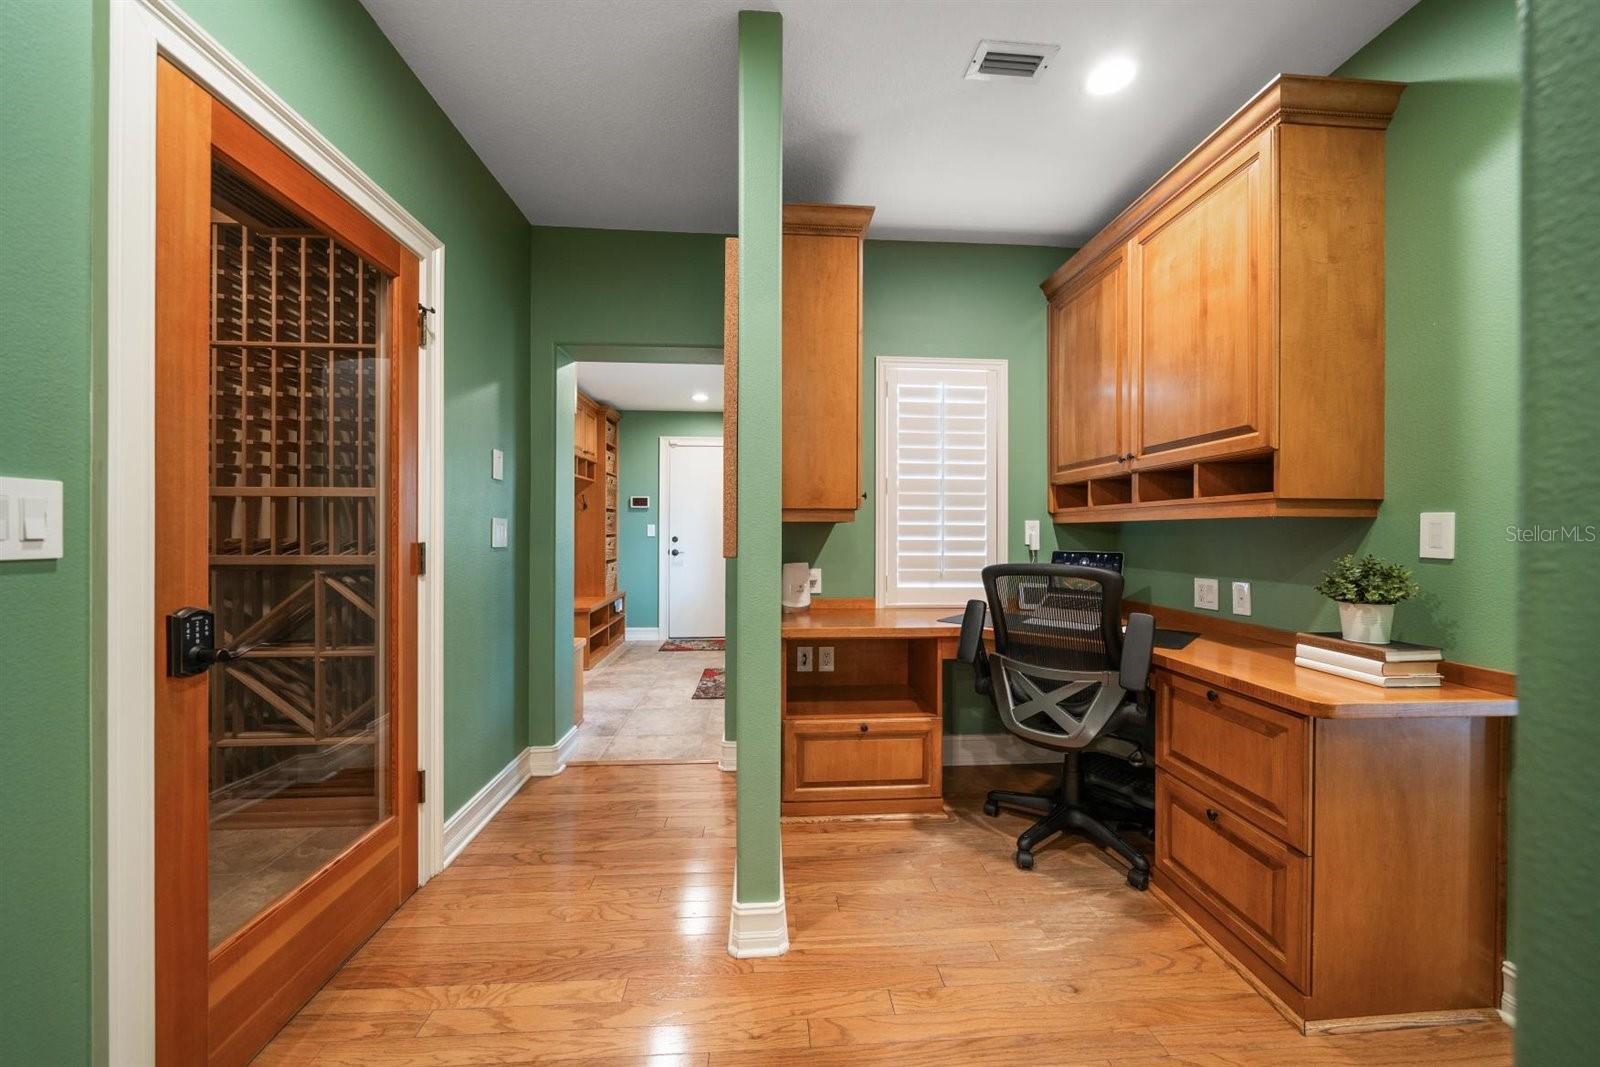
[1338,602,1395,645]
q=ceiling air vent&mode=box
[965,39,1060,82]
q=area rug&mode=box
[693,668,726,700]
[660,638,726,652]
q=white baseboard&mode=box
[526,725,579,777]
[442,749,530,867]
[727,877,789,959]
[625,626,662,642]
[1500,961,1516,1025]
[719,739,737,772]
[441,727,580,867]
[944,732,1055,766]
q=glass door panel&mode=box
[206,162,389,947]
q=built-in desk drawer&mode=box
[782,716,939,805]
[1157,673,1311,851]
[1157,774,1311,993]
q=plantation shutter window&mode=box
[877,358,1008,606]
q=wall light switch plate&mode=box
[818,646,834,672]
[796,646,814,673]
[491,449,504,481]
[646,523,656,538]
[1232,581,1252,616]
[490,517,508,548]
[1420,511,1456,559]
[808,568,822,595]
[1194,577,1219,611]
[0,477,64,561]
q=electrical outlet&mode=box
[796,646,814,673]
[818,646,834,672]
[1232,580,1252,616]
[1024,519,1041,552]
[808,568,823,595]
[1194,577,1219,611]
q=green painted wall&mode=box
[732,9,785,905]
[1118,0,1521,671]
[530,229,724,747]
[179,0,535,818]
[1516,0,1600,1057]
[1,3,99,1061]
[615,409,726,628]
[779,239,1117,735]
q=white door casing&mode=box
[660,437,725,638]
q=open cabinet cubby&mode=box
[1051,456,1282,521]
[783,638,940,718]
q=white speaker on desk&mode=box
[782,562,812,611]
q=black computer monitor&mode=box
[1050,550,1124,573]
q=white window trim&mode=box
[875,356,1009,607]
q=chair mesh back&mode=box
[987,567,1122,673]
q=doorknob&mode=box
[166,607,254,677]
[670,549,681,557]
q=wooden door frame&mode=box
[107,3,448,1060]
[657,435,726,640]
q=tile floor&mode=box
[568,640,726,763]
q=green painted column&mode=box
[1516,0,1600,1058]
[731,9,784,913]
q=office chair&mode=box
[957,563,1156,889]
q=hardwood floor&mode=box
[256,762,1511,1065]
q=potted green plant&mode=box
[1313,553,1420,645]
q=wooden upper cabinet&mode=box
[575,394,600,461]
[1131,132,1274,465]
[1041,75,1403,523]
[1049,252,1128,482]
[782,203,873,522]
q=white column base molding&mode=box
[727,891,789,958]
[719,739,737,772]
[625,626,663,642]
[526,725,579,777]
[1500,961,1517,1026]
[944,732,1055,766]
[442,750,530,867]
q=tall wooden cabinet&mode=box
[574,392,623,668]
[782,203,873,522]
[1043,76,1404,522]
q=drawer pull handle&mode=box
[1205,808,1219,822]
[1205,689,1219,702]
[859,723,869,733]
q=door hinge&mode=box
[416,541,427,575]
[417,302,436,335]
[417,769,426,804]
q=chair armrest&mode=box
[957,598,992,697]
[1120,612,1155,693]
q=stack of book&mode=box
[1294,632,1443,687]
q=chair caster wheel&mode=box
[1127,867,1150,891]
[983,800,1000,817]
[1015,851,1035,871]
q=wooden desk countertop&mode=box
[779,602,1516,721]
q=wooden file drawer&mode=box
[782,716,938,805]
[1157,774,1311,992]
[1158,674,1312,850]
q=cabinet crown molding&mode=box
[783,202,875,237]
[1042,74,1404,300]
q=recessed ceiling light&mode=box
[1085,55,1137,96]
[691,392,709,403]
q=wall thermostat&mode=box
[629,496,650,509]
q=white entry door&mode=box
[663,437,726,638]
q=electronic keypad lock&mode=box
[166,606,252,677]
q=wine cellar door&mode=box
[154,60,421,1066]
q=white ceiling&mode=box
[576,361,725,412]
[362,0,1416,245]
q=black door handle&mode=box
[670,549,681,556]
